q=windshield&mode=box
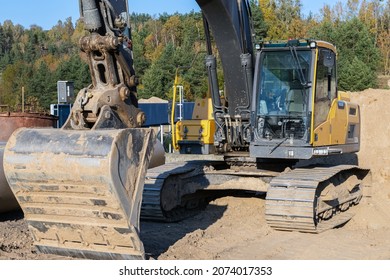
[255,49,312,141]
[257,50,312,117]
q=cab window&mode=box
[314,48,337,128]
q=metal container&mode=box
[0,112,57,213]
[0,112,57,141]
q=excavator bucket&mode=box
[3,127,155,260]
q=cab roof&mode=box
[260,39,337,53]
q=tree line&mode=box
[0,0,389,113]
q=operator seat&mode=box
[286,89,304,113]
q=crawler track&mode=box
[141,162,210,222]
[141,160,274,222]
[265,165,370,233]
[142,161,370,233]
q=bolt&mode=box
[136,112,146,126]
[119,87,130,101]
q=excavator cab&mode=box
[250,40,361,160]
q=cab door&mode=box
[312,48,337,146]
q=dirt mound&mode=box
[346,89,390,231]
[352,89,390,179]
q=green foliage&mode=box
[132,31,150,77]
[261,0,303,39]
[55,54,91,92]
[337,18,380,90]
[339,56,376,91]
[138,12,208,100]
[250,0,268,40]
[0,61,30,106]
[310,16,380,90]
[29,61,56,109]
[0,19,87,112]
[139,43,176,99]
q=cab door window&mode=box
[314,49,337,128]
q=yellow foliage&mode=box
[34,54,58,72]
[144,34,164,61]
[161,15,182,47]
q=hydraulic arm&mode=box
[196,0,255,152]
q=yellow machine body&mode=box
[175,97,215,154]
[308,42,360,148]
[313,91,360,147]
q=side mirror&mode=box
[323,50,335,68]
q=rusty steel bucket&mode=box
[0,112,57,213]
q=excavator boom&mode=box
[196,0,254,152]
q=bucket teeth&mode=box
[3,127,155,260]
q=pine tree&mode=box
[310,16,380,91]
[249,0,268,40]
[339,56,376,90]
[140,43,176,99]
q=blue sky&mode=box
[0,0,342,30]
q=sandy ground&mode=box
[0,89,389,260]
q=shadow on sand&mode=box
[141,190,265,259]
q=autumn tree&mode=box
[261,0,303,39]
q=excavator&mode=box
[141,0,369,229]
[3,0,370,260]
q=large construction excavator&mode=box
[3,0,370,260]
[141,0,370,229]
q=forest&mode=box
[0,0,389,113]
